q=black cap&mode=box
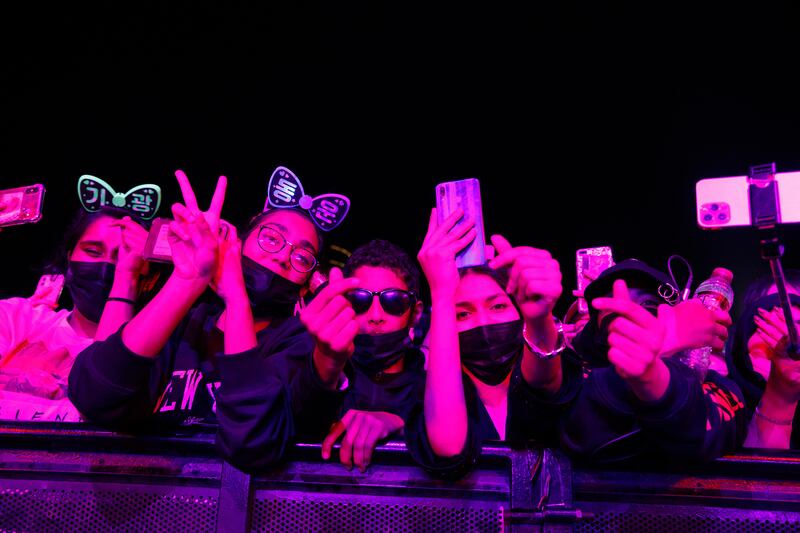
[583,258,675,312]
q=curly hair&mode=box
[344,239,420,294]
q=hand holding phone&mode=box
[435,178,486,268]
[696,170,800,228]
[0,184,45,228]
[30,274,65,309]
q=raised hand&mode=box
[659,299,731,356]
[211,221,248,305]
[417,208,476,300]
[593,279,666,381]
[111,216,150,278]
[488,234,562,322]
[167,170,228,285]
[755,307,800,399]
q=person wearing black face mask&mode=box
[561,260,746,465]
[406,209,571,480]
[0,207,151,423]
[302,240,426,473]
[70,171,347,473]
[727,271,800,450]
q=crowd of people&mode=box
[1,166,799,478]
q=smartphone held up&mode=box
[0,184,45,228]
[435,178,487,268]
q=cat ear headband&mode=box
[77,175,161,220]
[263,166,349,231]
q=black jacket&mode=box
[68,303,344,471]
[404,350,583,480]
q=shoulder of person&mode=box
[0,296,68,327]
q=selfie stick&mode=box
[749,163,800,359]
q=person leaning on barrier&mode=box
[299,239,426,472]
[0,206,151,423]
[727,270,800,449]
[404,208,573,479]
[563,260,747,464]
[69,170,348,471]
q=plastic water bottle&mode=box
[680,267,734,381]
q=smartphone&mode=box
[696,171,800,228]
[0,184,45,227]
[435,178,486,268]
[142,218,173,263]
[576,246,614,314]
[33,274,65,308]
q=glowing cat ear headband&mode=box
[263,166,350,231]
[77,175,161,220]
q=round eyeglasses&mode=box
[257,226,318,273]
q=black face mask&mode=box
[459,319,523,385]
[352,329,412,374]
[241,256,303,317]
[65,260,116,323]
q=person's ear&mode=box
[408,301,424,338]
[411,300,423,328]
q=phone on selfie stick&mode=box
[696,163,800,359]
[435,178,486,268]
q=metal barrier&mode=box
[0,422,799,532]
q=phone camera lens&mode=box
[718,213,728,221]
[703,214,713,222]
[710,204,719,211]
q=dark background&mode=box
[1,2,799,316]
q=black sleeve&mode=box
[404,379,483,481]
[214,328,345,472]
[559,359,709,463]
[67,324,166,427]
[698,371,748,460]
[633,357,707,460]
[507,351,583,446]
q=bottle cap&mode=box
[710,267,734,283]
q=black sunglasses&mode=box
[345,288,417,316]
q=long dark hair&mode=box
[742,269,800,309]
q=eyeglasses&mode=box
[345,288,417,316]
[257,226,318,273]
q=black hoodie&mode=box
[563,259,747,463]
[68,302,345,471]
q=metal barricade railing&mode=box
[1,422,799,532]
